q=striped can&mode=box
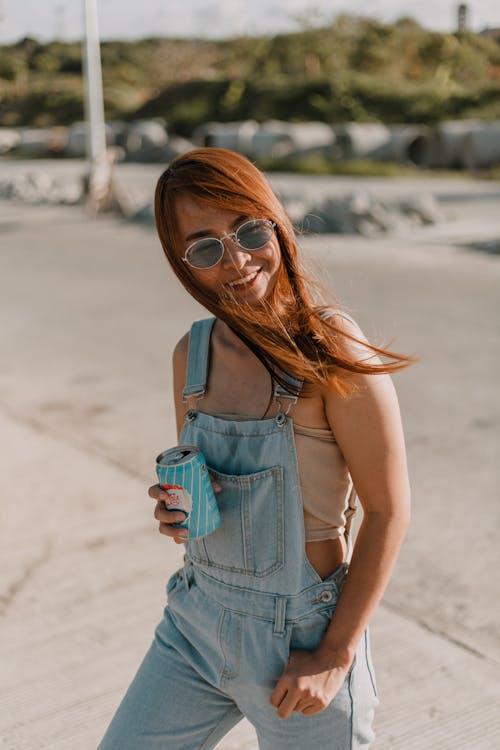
[155,445,220,540]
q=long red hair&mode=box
[154,148,414,396]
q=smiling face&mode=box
[175,194,282,305]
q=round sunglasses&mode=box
[182,218,276,270]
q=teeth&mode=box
[227,270,259,287]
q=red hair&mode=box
[154,148,414,396]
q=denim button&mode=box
[186,410,196,422]
[319,590,333,603]
[276,413,286,427]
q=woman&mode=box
[99,148,412,749]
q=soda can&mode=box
[155,445,221,540]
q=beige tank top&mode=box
[294,421,355,542]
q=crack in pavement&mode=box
[0,400,149,483]
[380,599,498,666]
[0,538,53,616]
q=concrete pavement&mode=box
[1,176,499,748]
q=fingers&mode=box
[208,474,221,493]
[158,520,188,543]
[269,682,290,717]
[273,689,299,720]
[148,483,168,501]
[293,698,318,715]
[150,488,188,543]
[153,501,186,525]
[270,679,323,719]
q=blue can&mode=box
[155,445,220,540]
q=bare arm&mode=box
[317,321,411,665]
[270,316,410,718]
[172,332,190,440]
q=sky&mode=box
[0,0,499,44]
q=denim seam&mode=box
[364,630,378,698]
[217,609,230,682]
[218,610,241,683]
[187,598,337,624]
[348,662,354,750]
[188,556,285,578]
[187,422,283,437]
[242,481,251,571]
[209,466,282,483]
[198,704,243,750]
[193,566,344,601]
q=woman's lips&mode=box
[225,268,261,290]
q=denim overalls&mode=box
[99,318,378,750]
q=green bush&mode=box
[1,16,500,131]
[0,51,22,81]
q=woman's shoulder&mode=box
[321,308,367,345]
[320,310,384,397]
[320,307,359,329]
[173,331,190,362]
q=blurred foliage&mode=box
[257,154,422,176]
[0,17,499,131]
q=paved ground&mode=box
[1,166,499,749]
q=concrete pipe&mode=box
[373,125,434,165]
[125,120,168,162]
[332,123,391,159]
[462,121,500,169]
[252,120,334,160]
[65,121,115,158]
[192,120,259,155]
[0,128,21,154]
[429,120,484,168]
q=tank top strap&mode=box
[182,317,216,403]
[320,308,357,326]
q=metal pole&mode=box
[82,0,111,214]
[82,0,106,162]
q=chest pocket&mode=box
[187,466,285,578]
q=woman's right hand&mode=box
[148,477,221,544]
[149,484,189,543]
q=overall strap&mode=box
[320,308,356,326]
[182,317,216,403]
[273,372,303,415]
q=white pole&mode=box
[82,0,106,167]
[82,0,115,214]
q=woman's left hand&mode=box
[269,648,351,719]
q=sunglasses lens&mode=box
[237,220,274,250]
[184,220,274,269]
[185,239,224,269]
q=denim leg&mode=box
[234,630,377,750]
[98,637,243,750]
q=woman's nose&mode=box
[221,235,251,269]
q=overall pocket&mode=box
[165,569,183,604]
[188,466,285,577]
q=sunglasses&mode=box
[182,218,276,270]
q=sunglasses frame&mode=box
[182,218,276,270]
